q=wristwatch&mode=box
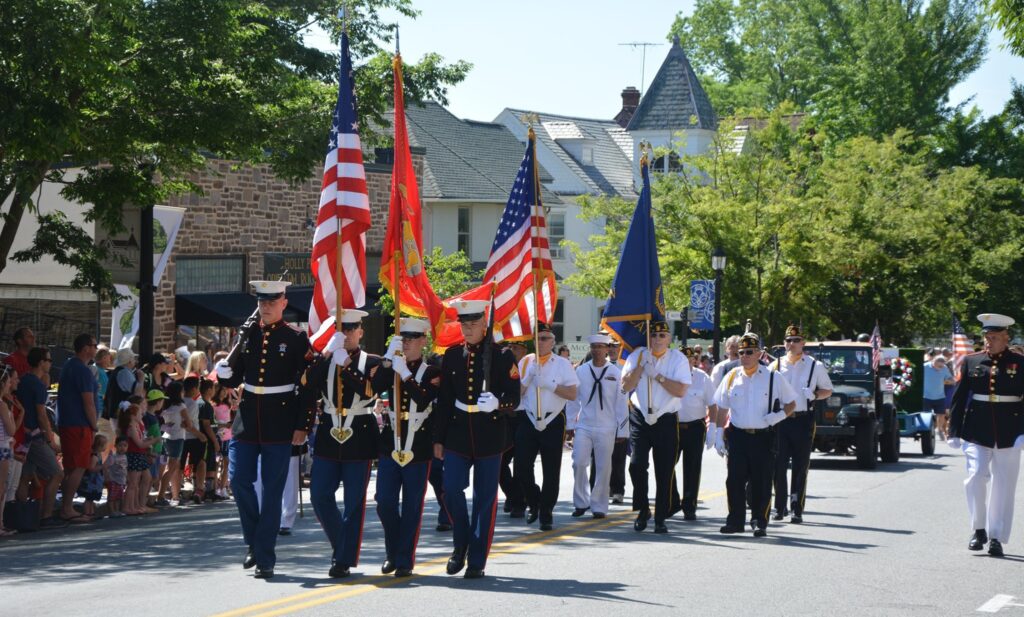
[656,374,665,384]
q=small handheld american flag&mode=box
[951,313,971,381]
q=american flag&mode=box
[482,131,557,342]
[868,322,882,370]
[308,31,371,350]
[951,313,972,381]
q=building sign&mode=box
[264,253,315,288]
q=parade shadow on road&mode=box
[402,573,664,607]
[809,457,950,472]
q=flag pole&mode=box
[528,126,542,422]
[391,51,403,444]
[334,10,348,422]
[641,147,653,416]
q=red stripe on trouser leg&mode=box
[353,461,371,566]
[409,459,431,567]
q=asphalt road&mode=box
[3,439,1023,617]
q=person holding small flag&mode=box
[370,318,441,578]
[433,300,521,579]
[947,313,1024,557]
[515,322,579,530]
[301,309,381,578]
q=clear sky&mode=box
[313,0,1023,124]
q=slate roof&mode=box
[502,109,635,199]
[626,36,717,132]
[392,101,556,203]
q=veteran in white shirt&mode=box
[670,346,715,520]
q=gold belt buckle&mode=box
[990,394,997,403]
[253,385,265,395]
[400,412,409,420]
[465,404,479,414]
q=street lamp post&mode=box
[711,247,726,363]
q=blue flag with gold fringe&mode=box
[600,156,664,359]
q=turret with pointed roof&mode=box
[626,36,717,132]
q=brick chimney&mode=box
[614,86,641,128]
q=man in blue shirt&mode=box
[56,334,99,522]
[16,347,64,524]
[922,355,954,439]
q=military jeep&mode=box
[803,342,901,469]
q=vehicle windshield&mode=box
[814,348,873,377]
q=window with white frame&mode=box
[547,211,565,259]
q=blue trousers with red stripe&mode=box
[442,452,501,569]
[375,456,431,570]
[310,458,372,568]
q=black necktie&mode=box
[587,365,609,410]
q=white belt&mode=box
[243,384,296,395]
[455,400,482,413]
[972,394,1023,403]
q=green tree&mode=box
[0,0,470,299]
[989,0,1024,56]
[669,0,988,141]
[567,115,1024,344]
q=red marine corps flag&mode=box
[308,28,371,351]
[379,52,449,340]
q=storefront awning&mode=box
[175,286,379,327]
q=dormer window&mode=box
[581,146,593,165]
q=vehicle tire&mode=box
[921,426,936,456]
[855,419,878,469]
[880,413,900,463]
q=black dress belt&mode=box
[678,418,706,428]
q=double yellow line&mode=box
[213,489,726,617]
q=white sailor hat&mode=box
[250,280,291,300]
[329,308,369,329]
[977,313,1015,332]
[588,333,612,345]
[451,300,489,322]
[398,317,430,338]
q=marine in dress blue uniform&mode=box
[370,318,441,578]
[300,309,381,578]
[433,300,521,579]
[948,313,1024,557]
[216,280,313,580]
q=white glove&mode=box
[324,332,345,354]
[1014,435,1024,450]
[476,392,500,414]
[715,430,727,457]
[766,410,787,427]
[215,360,233,380]
[802,386,817,401]
[705,423,717,450]
[331,347,350,367]
[538,376,559,392]
[384,337,403,360]
[947,437,962,449]
[391,355,412,380]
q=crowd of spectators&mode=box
[0,328,236,536]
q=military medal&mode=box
[279,343,288,353]
[1008,364,1018,377]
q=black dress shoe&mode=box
[503,499,512,513]
[634,509,651,532]
[654,522,669,534]
[382,559,396,574]
[278,527,292,536]
[772,511,787,521]
[329,564,350,578]
[526,508,539,524]
[436,522,452,532]
[969,529,988,551]
[395,567,413,577]
[540,522,553,531]
[720,524,745,534]
[254,566,274,579]
[753,528,767,538]
[592,512,607,519]
[988,539,1004,557]
[464,566,485,579]
[683,512,697,521]
[790,515,803,524]
[446,548,467,575]
[509,509,525,519]
[243,549,256,569]
[571,507,588,517]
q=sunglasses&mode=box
[738,349,759,356]
[652,332,670,339]
[785,338,803,343]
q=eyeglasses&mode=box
[738,349,759,356]
[652,332,670,339]
[784,338,803,343]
